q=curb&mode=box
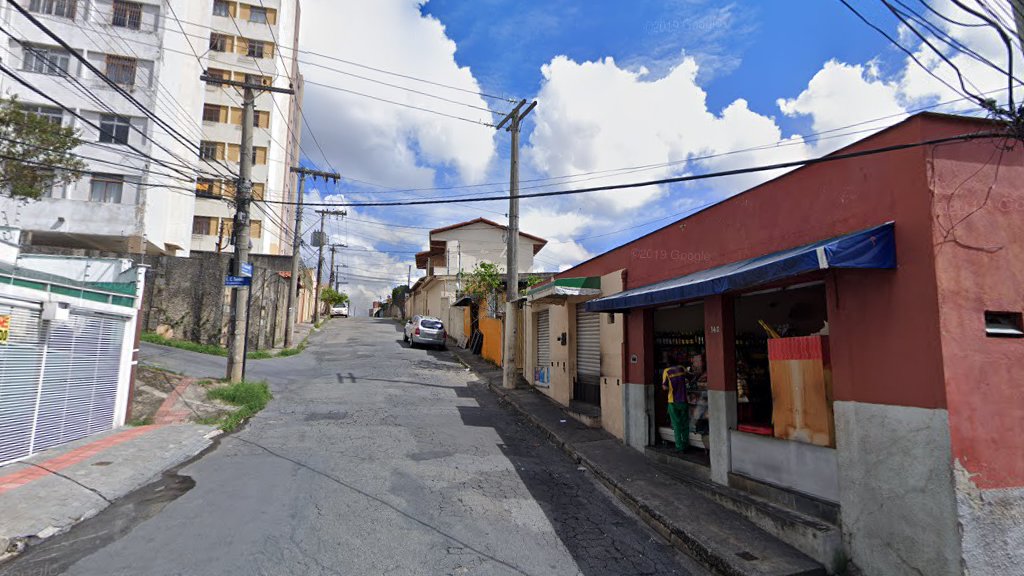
[451,345,823,576]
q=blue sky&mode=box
[297,0,1016,311]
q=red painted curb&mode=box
[154,378,195,425]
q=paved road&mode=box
[8,319,706,576]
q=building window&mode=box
[28,0,76,19]
[252,110,268,128]
[212,0,231,17]
[248,6,267,23]
[90,174,124,203]
[195,178,214,197]
[98,114,131,144]
[22,104,63,125]
[246,39,265,59]
[250,220,262,239]
[251,182,264,200]
[105,55,136,85]
[244,73,267,87]
[206,67,230,82]
[111,0,142,29]
[199,140,220,160]
[22,44,70,76]
[192,216,216,235]
[209,33,230,52]
[202,104,224,123]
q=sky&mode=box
[293,0,1021,315]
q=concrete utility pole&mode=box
[201,72,293,383]
[496,99,537,390]
[1012,1,1024,60]
[286,167,340,347]
[313,210,347,324]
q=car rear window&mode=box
[420,320,443,330]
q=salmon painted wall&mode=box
[929,132,1024,490]
[561,114,1000,409]
[479,297,503,366]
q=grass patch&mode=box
[276,346,302,357]
[128,416,154,427]
[246,349,274,360]
[142,332,228,357]
[207,380,272,432]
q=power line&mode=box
[256,130,1002,207]
[303,79,497,127]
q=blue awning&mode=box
[585,222,896,313]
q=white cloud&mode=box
[300,0,499,188]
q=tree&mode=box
[463,261,502,299]
[0,96,85,199]
[320,287,349,306]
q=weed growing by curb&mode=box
[142,332,227,356]
[206,380,272,431]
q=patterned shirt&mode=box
[662,366,689,405]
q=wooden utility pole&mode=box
[201,73,293,383]
[496,99,537,390]
[313,209,346,323]
[286,167,339,347]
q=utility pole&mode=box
[286,167,340,348]
[329,244,337,290]
[313,210,346,324]
[1013,1,1024,60]
[496,99,537,390]
[201,72,293,383]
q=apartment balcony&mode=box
[1,196,144,254]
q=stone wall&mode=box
[141,251,306,350]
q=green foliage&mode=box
[521,274,545,295]
[142,331,228,356]
[0,95,86,198]
[320,287,349,306]
[464,261,502,299]
[246,349,274,360]
[207,380,272,431]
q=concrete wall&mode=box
[141,251,309,350]
[599,270,625,439]
[834,401,961,576]
[528,301,572,406]
[730,431,839,502]
[927,126,1024,575]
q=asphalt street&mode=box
[3,318,707,576]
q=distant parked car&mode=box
[330,303,349,318]
[404,315,446,349]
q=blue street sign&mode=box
[225,275,251,287]
[240,262,253,277]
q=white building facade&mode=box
[0,0,301,257]
[0,0,213,255]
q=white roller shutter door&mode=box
[0,304,126,465]
[536,309,550,367]
[0,301,44,463]
[575,303,601,386]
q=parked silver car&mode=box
[404,315,446,349]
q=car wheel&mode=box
[403,333,409,343]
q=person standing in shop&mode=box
[662,354,690,452]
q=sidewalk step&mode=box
[574,439,826,576]
[655,462,844,572]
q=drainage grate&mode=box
[736,551,759,561]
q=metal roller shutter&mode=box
[536,309,550,367]
[0,301,45,463]
[575,303,601,386]
[33,311,125,452]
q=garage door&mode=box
[0,305,126,465]
[536,309,550,367]
[575,303,601,386]
[0,301,45,464]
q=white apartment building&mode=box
[0,0,209,256]
[189,0,301,256]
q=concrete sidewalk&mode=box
[0,423,216,561]
[451,346,827,576]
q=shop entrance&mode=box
[733,282,830,440]
[653,302,709,456]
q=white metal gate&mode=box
[536,309,550,367]
[575,303,601,386]
[0,304,126,465]
[0,300,45,463]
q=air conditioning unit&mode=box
[42,301,70,321]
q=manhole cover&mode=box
[305,411,348,422]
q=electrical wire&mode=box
[256,130,1003,208]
